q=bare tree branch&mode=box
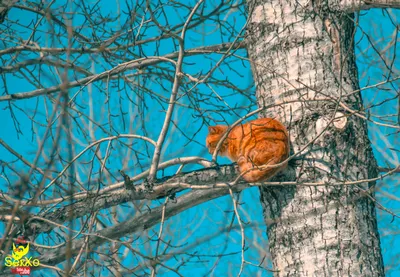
[0,0,17,23]
[0,42,245,102]
[331,0,400,12]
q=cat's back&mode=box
[230,118,288,141]
[226,118,288,160]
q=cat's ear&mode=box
[208,126,220,134]
[208,126,216,135]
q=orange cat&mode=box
[206,118,289,182]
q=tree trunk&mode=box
[246,0,385,276]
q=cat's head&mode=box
[206,125,229,155]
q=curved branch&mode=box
[0,42,245,102]
[27,163,400,267]
[33,184,234,267]
[25,164,239,235]
[38,134,156,199]
[331,0,400,12]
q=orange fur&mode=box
[206,118,289,182]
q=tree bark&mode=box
[246,0,385,276]
[0,0,17,23]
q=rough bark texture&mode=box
[25,164,240,235]
[246,0,384,276]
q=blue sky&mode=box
[355,8,400,276]
[0,1,399,276]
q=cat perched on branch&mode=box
[206,118,289,183]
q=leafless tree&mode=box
[0,0,399,276]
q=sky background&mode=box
[0,1,399,276]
